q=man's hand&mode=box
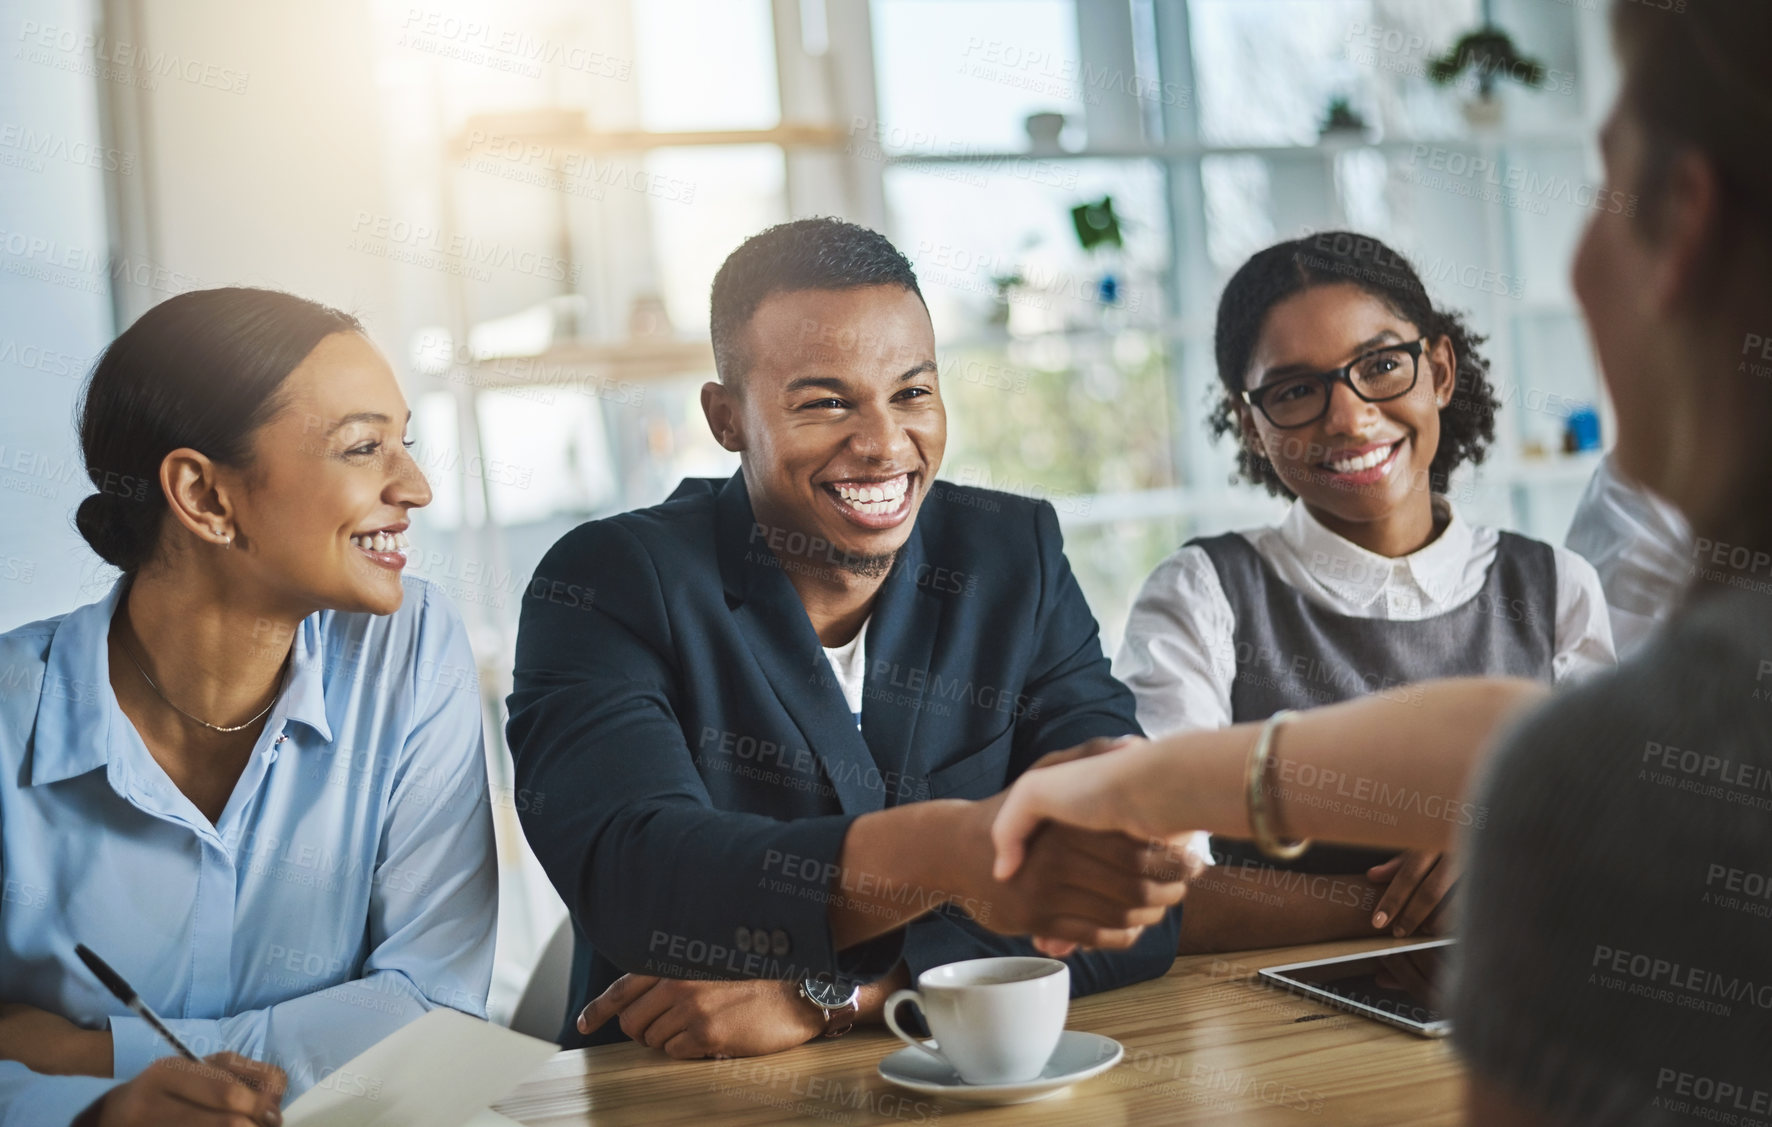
[0,1002,111,1077]
[952,786,1197,955]
[74,1053,286,1127]
[576,976,824,1059]
[828,736,1196,952]
[991,735,1198,886]
[1367,851,1458,937]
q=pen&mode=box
[74,944,204,1064]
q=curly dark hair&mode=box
[709,216,924,388]
[1207,231,1500,498]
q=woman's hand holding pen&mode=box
[74,1053,286,1127]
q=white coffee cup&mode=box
[883,956,1069,1084]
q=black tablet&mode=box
[1257,939,1455,1038]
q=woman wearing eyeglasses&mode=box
[1114,234,1615,954]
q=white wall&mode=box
[1,0,119,630]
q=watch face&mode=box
[803,978,853,1008]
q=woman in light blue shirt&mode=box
[0,287,497,1126]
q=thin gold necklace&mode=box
[120,639,279,734]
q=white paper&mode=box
[283,1008,558,1127]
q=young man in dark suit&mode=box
[508,217,1191,1057]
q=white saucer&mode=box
[876,1030,1124,1105]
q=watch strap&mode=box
[820,995,859,1038]
[799,979,861,1038]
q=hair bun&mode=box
[75,490,145,571]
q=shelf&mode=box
[882,125,1593,167]
[452,109,848,155]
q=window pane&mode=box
[884,158,1170,340]
[633,0,779,131]
[870,0,1085,154]
[1188,0,1480,145]
[938,331,1178,502]
[645,145,787,334]
[1201,154,1274,274]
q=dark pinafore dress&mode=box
[1192,530,1557,874]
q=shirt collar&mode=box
[1275,496,1473,609]
[29,580,333,787]
[281,614,333,743]
[28,580,123,786]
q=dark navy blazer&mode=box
[507,471,1181,1047]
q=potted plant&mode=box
[1318,95,1370,142]
[1428,25,1546,128]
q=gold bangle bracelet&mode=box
[1245,709,1310,861]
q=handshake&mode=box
[945,735,1202,957]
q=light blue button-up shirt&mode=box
[0,577,498,1125]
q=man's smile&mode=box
[820,472,913,529]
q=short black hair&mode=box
[1208,231,1500,498]
[708,217,924,387]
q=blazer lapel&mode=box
[716,474,886,815]
[859,526,942,805]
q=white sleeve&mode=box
[1114,545,1238,866]
[1550,545,1619,683]
[1565,454,1693,656]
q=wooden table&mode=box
[493,938,1465,1126]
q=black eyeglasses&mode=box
[1241,339,1427,429]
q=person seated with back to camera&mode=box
[506,217,1194,1059]
[1114,231,1615,953]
